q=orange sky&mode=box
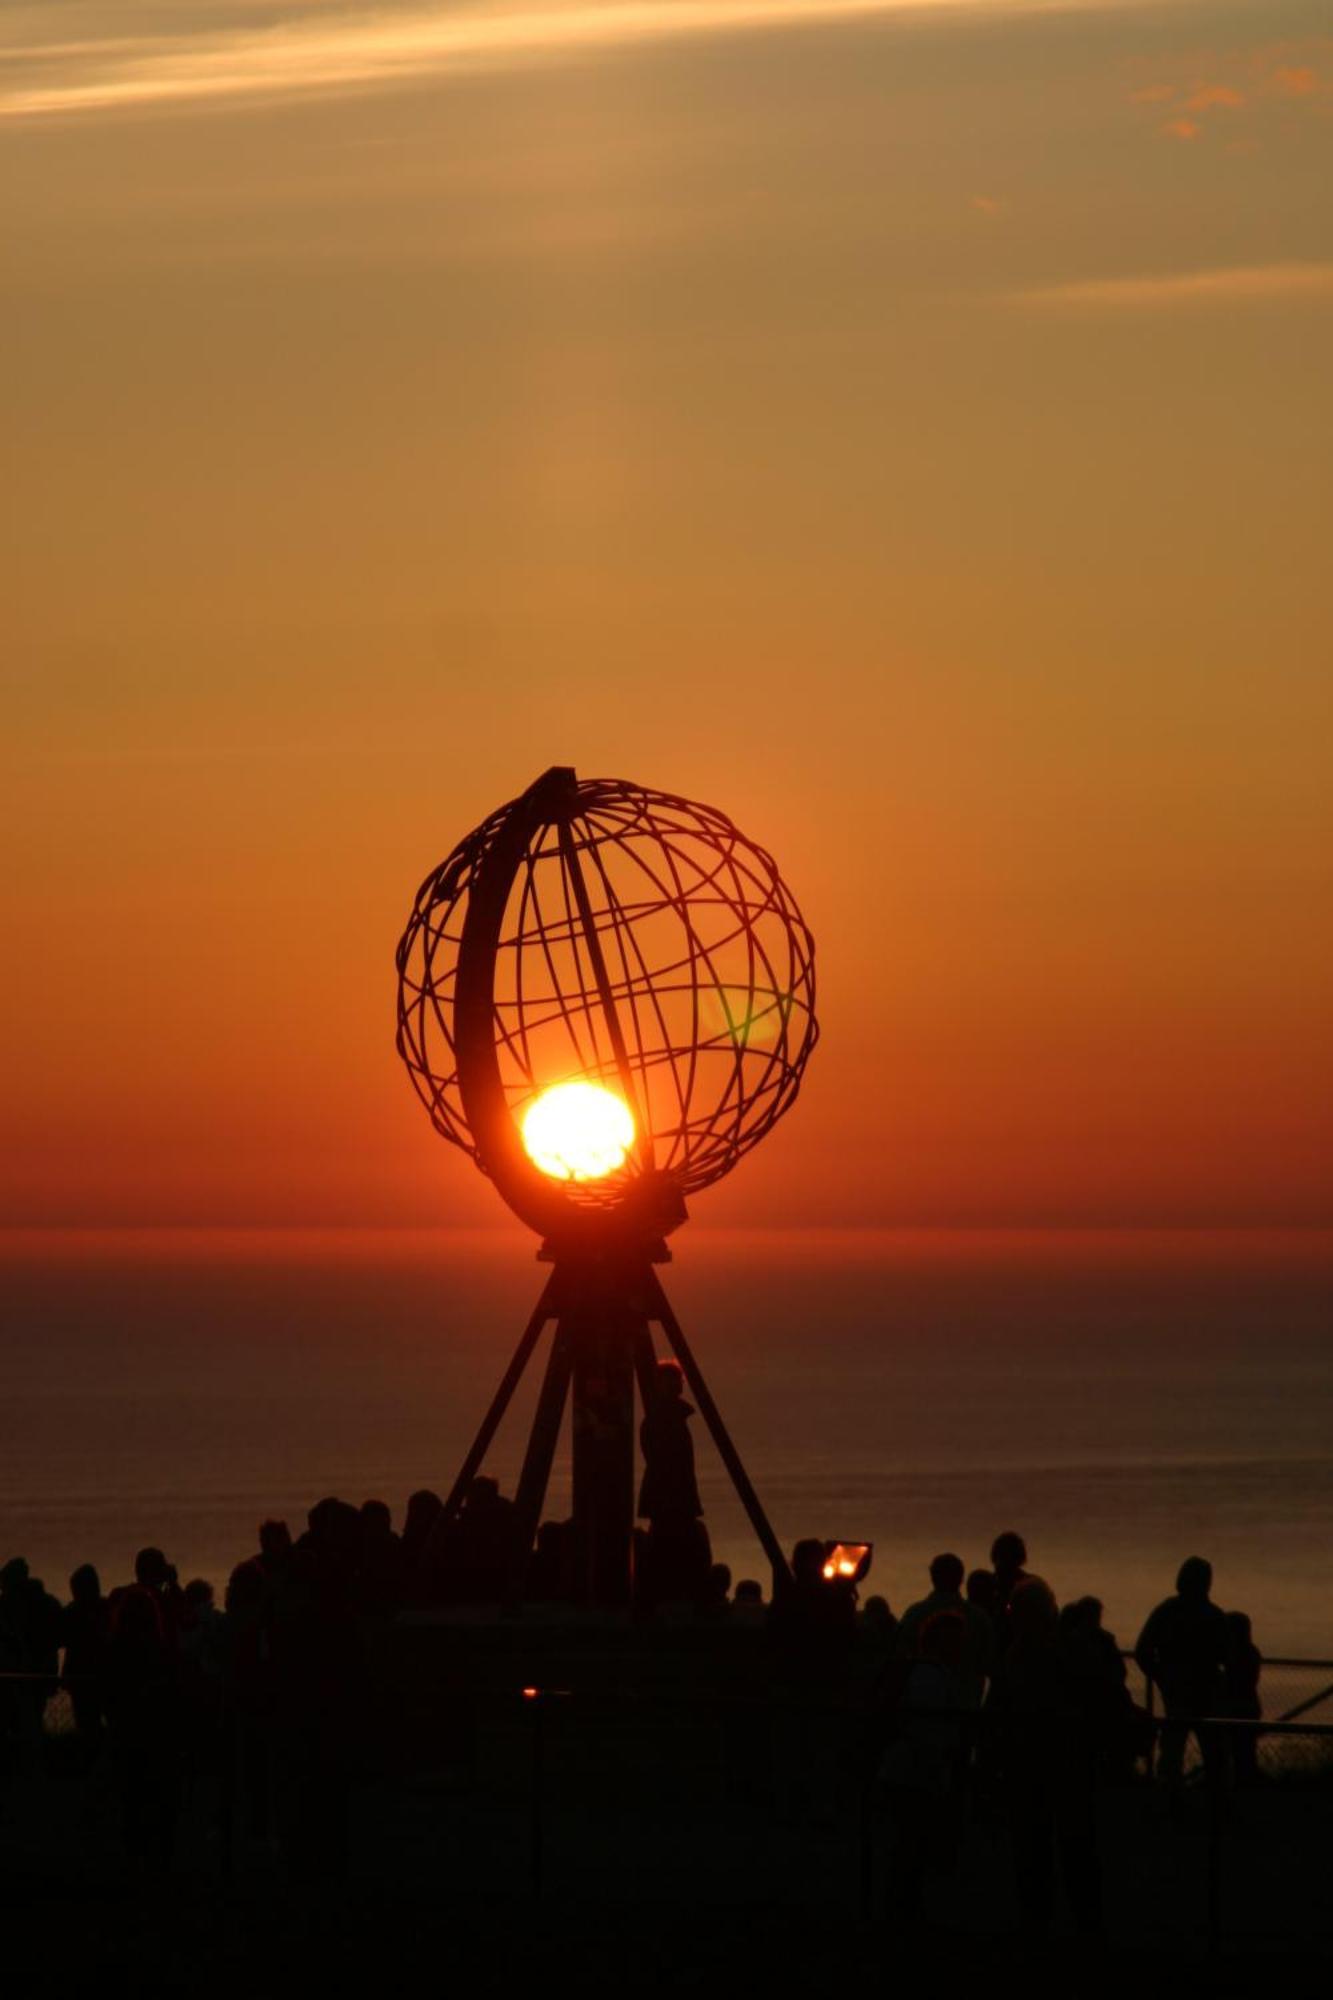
[2,0,1331,1231]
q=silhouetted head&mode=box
[861,1594,895,1635]
[792,1538,826,1585]
[990,1532,1027,1576]
[1176,1556,1213,1600]
[184,1578,214,1613]
[966,1569,997,1614]
[1,1557,29,1596]
[225,1558,266,1619]
[734,1579,763,1606]
[1010,1577,1058,1644]
[113,1585,163,1644]
[705,1563,731,1607]
[258,1519,292,1562]
[920,1610,967,1668]
[360,1499,392,1538]
[468,1477,500,1511]
[404,1490,443,1542]
[69,1563,101,1605]
[655,1359,685,1402]
[134,1546,171,1590]
[929,1552,965,1594]
[1225,1610,1252,1644]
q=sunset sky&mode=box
[4,0,1330,1234]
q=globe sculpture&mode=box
[395,766,818,1606]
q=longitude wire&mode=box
[572,809,655,1174]
[633,801,708,1173]
[508,841,539,1088]
[553,815,612,1090]
[582,804,687,1167]
[510,827,586,1104]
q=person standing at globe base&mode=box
[637,1360,710,1611]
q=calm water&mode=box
[2,1227,1331,1656]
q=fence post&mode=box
[1206,1744,1223,1956]
[527,1691,546,1903]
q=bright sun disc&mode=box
[521,1082,635,1183]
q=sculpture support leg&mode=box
[432,1273,558,1552]
[507,1325,573,1599]
[647,1270,791,1588]
[569,1304,637,1610]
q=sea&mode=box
[3,1226,1331,1659]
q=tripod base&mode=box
[434,1246,788,1610]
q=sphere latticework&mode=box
[395,775,817,1224]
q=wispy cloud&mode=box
[1013,262,1333,311]
[0,0,1157,123]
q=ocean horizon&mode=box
[4,1225,1331,1657]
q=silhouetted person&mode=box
[984,1528,1024,1624]
[1222,1610,1262,1787]
[358,1498,403,1614]
[402,1488,445,1602]
[528,1519,572,1605]
[987,1578,1101,1935]
[701,1562,732,1620]
[61,1563,110,1753]
[1060,1596,1143,1780]
[224,1558,275,1842]
[1134,1556,1228,1790]
[450,1478,516,1602]
[967,1568,998,1623]
[257,1517,293,1582]
[277,1498,365,1883]
[769,1538,856,1823]
[639,1360,702,1525]
[0,1558,61,1758]
[898,1553,992,1703]
[116,1546,185,1652]
[732,1578,765,1627]
[638,1361,707,1606]
[105,1586,181,1868]
[880,1610,969,1923]
[860,1594,898,1652]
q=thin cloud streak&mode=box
[1014,262,1333,310]
[0,0,1157,122]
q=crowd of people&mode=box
[0,1365,1268,1926]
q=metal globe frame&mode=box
[394,767,818,1606]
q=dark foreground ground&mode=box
[3,1620,1331,1995]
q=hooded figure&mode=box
[637,1360,702,1524]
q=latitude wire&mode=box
[580,809,690,1163]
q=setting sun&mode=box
[520,1082,635,1183]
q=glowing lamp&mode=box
[521,1082,634,1183]
[822,1542,873,1584]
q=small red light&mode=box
[522,1686,539,1699]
